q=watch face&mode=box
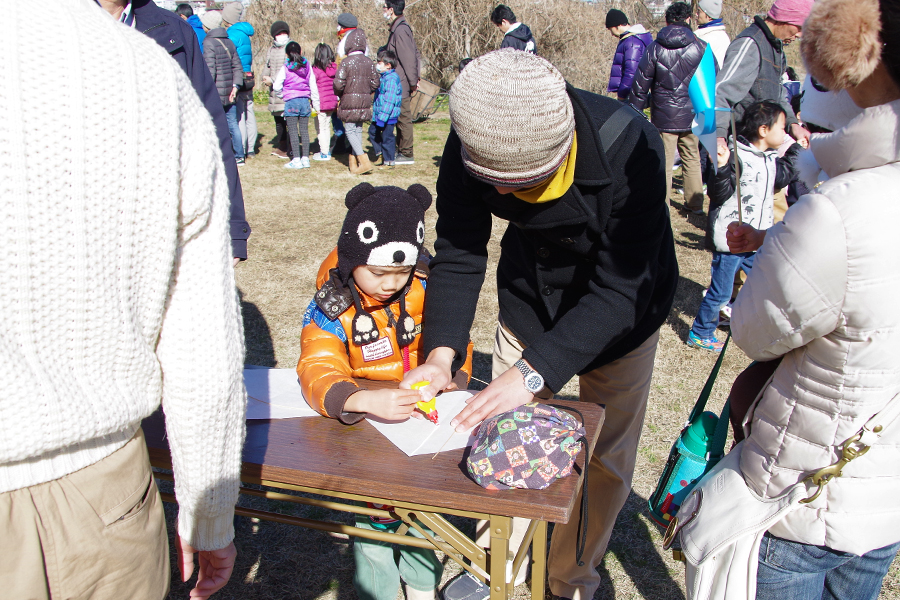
[524,373,543,392]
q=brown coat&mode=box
[333,29,379,123]
[385,15,420,98]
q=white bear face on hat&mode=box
[338,183,433,279]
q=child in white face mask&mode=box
[261,21,293,159]
[369,49,403,168]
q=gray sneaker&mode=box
[394,154,415,165]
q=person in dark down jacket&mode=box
[202,11,245,165]
[629,2,707,213]
[402,49,677,600]
[100,0,251,262]
[606,9,653,101]
[490,5,536,53]
[334,28,380,175]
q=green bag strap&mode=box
[685,333,731,427]
[709,399,731,459]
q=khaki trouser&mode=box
[396,95,414,158]
[0,428,169,600]
[662,131,704,211]
[476,320,660,600]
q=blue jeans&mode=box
[223,102,244,160]
[368,122,396,162]
[756,533,900,600]
[691,251,755,338]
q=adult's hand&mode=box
[400,346,455,400]
[233,257,241,268]
[229,87,238,104]
[790,123,811,147]
[450,365,534,433]
[717,136,728,151]
[177,535,237,600]
[726,222,767,254]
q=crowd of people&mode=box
[2,0,900,599]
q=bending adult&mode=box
[402,49,677,600]
[728,0,900,596]
[714,0,813,148]
[0,1,246,599]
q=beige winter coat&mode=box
[262,42,287,114]
[732,99,900,555]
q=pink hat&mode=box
[768,0,815,27]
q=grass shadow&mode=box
[240,288,276,367]
[675,230,706,251]
[594,490,686,600]
[665,276,708,342]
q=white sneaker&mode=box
[312,152,331,161]
[300,156,311,168]
[284,158,304,169]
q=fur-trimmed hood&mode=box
[801,0,882,90]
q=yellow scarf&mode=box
[512,134,578,203]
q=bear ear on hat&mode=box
[345,183,377,209]
[406,184,433,210]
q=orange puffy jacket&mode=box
[297,248,473,423]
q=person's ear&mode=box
[758,124,769,139]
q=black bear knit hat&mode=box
[337,183,433,347]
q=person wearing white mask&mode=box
[262,21,293,158]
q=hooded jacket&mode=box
[203,28,243,105]
[131,0,249,259]
[226,21,254,71]
[297,249,473,424]
[732,100,900,555]
[313,63,339,111]
[607,25,653,100]
[628,23,707,132]
[186,14,206,50]
[334,29,380,123]
[424,86,678,392]
[500,22,536,53]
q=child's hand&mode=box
[344,388,422,421]
[726,222,766,253]
[717,143,731,168]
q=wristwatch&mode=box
[514,359,545,394]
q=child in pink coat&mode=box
[312,43,339,161]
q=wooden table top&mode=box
[143,394,604,524]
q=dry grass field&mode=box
[161,110,900,599]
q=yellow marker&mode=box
[411,381,439,424]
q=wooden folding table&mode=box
[142,397,604,600]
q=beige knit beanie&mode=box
[450,49,575,187]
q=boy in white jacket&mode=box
[687,100,801,352]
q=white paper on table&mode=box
[243,367,319,419]
[366,390,478,456]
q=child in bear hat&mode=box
[297,182,472,423]
[297,183,473,600]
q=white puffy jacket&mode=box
[732,99,900,555]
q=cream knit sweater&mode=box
[0,0,247,551]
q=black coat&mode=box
[132,0,251,259]
[628,23,706,133]
[423,86,678,392]
[500,23,536,54]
